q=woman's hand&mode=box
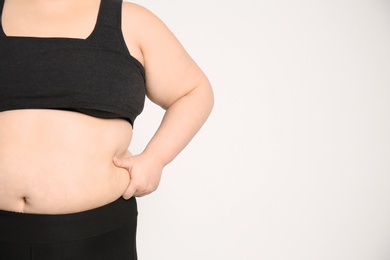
[112,152,164,199]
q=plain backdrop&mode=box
[127,0,390,259]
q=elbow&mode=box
[191,77,214,117]
[204,80,214,116]
[191,78,214,123]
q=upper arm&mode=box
[121,3,210,109]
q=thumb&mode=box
[112,156,132,170]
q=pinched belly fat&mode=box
[0,109,133,214]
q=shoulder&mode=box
[120,1,183,66]
[120,2,174,66]
[121,2,166,34]
[121,2,149,18]
[121,2,151,15]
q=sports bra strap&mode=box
[88,0,123,42]
[0,0,4,13]
[0,0,6,37]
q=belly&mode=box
[0,109,132,214]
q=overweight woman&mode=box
[0,0,213,259]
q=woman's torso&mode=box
[0,0,144,214]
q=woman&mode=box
[0,0,213,259]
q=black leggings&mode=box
[0,197,138,260]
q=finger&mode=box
[122,180,137,200]
[133,183,158,197]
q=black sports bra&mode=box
[0,0,145,127]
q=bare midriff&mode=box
[0,109,132,214]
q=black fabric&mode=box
[0,197,138,260]
[0,0,145,126]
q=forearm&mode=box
[142,82,214,167]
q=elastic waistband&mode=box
[0,197,137,244]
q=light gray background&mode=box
[128,0,390,259]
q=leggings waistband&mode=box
[0,197,137,244]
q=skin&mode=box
[0,0,213,213]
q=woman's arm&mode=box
[113,3,214,198]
